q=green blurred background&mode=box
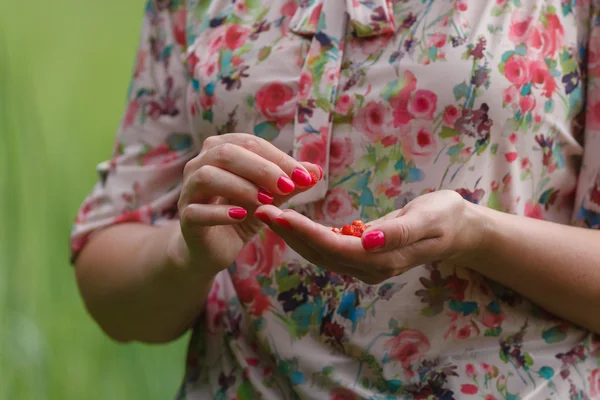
[0,1,188,398]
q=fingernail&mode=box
[291,168,312,187]
[317,165,323,180]
[229,208,247,220]
[277,176,295,194]
[258,189,274,204]
[275,217,293,231]
[362,230,385,251]
[254,211,271,225]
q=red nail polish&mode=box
[291,168,312,187]
[228,208,247,220]
[317,165,323,180]
[277,176,295,194]
[258,189,274,204]
[254,211,271,225]
[362,231,385,250]
[275,217,293,231]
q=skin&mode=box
[77,133,600,344]
[75,134,320,343]
[258,190,600,334]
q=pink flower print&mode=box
[321,188,355,221]
[588,32,600,76]
[384,329,431,369]
[508,11,533,45]
[428,33,447,49]
[329,137,354,177]
[528,60,556,98]
[503,85,519,105]
[400,121,438,162]
[134,50,147,78]
[173,7,187,46]
[298,72,313,99]
[590,368,600,397]
[123,99,141,129]
[296,133,327,167]
[528,15,564,59]
[224,24,251,50]
[352,101,391,142]
[443,105,460,127]
[525,200,544,219]
[408,90,438,120]
[335,94,354,114]
[255,82,296,127]
[465,363,477,378]
[207,26,227,55]
[504,55,529,87]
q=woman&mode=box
[72,0,600,398]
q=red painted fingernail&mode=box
[317,165,323,179]
[254,211,271,225]
[258,189,274,204]
[277,176,295,194]
[362,231,385,251]
[291,168,312,187]
[228,208,247,220]
[275,217,293,231]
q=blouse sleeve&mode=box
[572,6,600,229]
[70,0,197,263]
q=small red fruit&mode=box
[309,171,318,185]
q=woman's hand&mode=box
[168,133,321,275]
[256,190,486,284]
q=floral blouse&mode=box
[71,0,600,398]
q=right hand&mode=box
[168,133,321,274]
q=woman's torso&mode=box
[173,1,600,398]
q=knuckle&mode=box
[213,143,236,164]
[179,205,197,226]
[202,135,220,150]
[193,165,215,187]
[240,136,262,154]
[182,158,197,178]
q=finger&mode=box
[361,210,441,252]
[181,165,275,207]
[180,203,248,229]
[201,134,321,189]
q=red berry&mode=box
[352,220,364,227]
[341,225,354,235]
[309,171,318,185]
[332,227,341,233]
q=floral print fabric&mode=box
[72,0,600,398]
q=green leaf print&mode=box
[236,381,257,400]
[440,126,457,138]
[316,97,331,112]
[453,82,469,101]
[487,190,502,211]
[254,121,280,141]
[542,325,567,344]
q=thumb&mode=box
[361,211,433,252]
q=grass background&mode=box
[0,1,189,398]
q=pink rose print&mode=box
[528,60,556,98]
[588,33,600,76]
[503,85,519,105]
[173,7,187,47]
[353,101,392,142]
[400,121,438,162]
[525,200,544,220]
[480,309,506,329]
[407,90,438,120]
[255,82,296,127]
[329,387,358,400]
[335,94,354,114]
[123,99,141,129]
[590,368,600,397]
[443,105,460,126]
[519,95,536,113]
[321,188,355,221]
[585,88,600,132]
[114,206,152,225]
[504,55,528,87]
[207,26,227,55]
[329,137,354,177]
[465,363,477,378]
[508,11,533,45]
[461,384,478,395]
[428,33,447,49]
[298,71,313,99]
[384,329,431,368]
[234,229,287,316]
[296,132,327,167]
[224,24,251,50]
[134,50,147,79]
[528,14,564,59]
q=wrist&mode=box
[455,200,496,268]
[163,223,219,278]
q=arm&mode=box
[75,221,216,344]
[464,205,600,333]
[71,1,206,344]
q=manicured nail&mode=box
[254,211,271,225]
[317,165,323,180]
[277,176,295,194]
[228,208,247,220]
[258,189,274,204]
[362,230,385,251]
[275,217,293,231]
[291,168,312,187]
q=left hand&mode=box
[255,190,487,285]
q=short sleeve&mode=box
[70,0,197,263]
[572,5,600,229]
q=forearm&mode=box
[465,204,600,333]
[75,221,216,344]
